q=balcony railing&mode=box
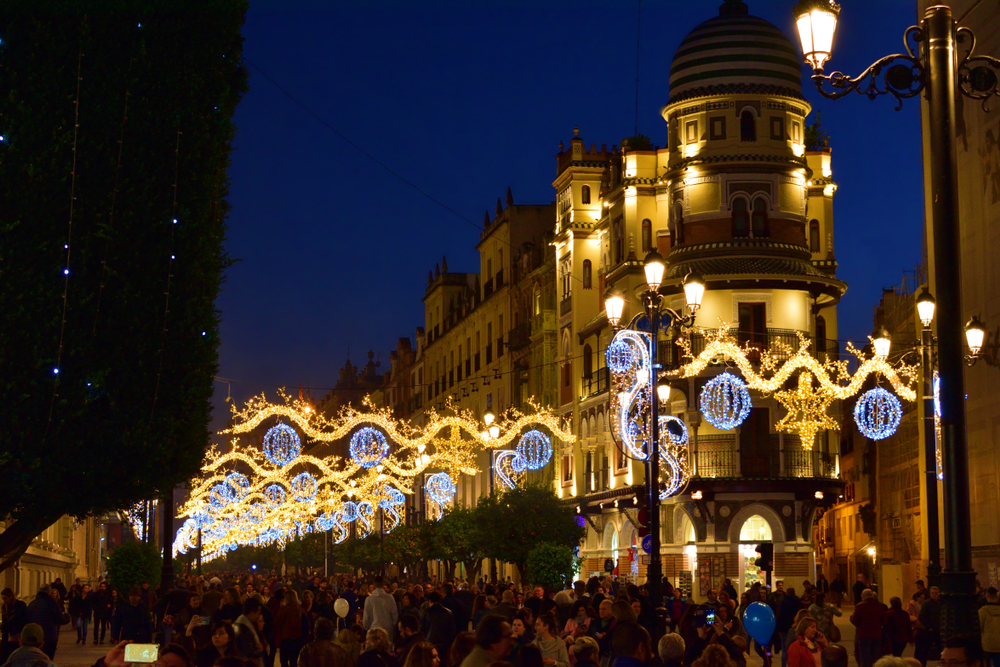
[693,435,839,480]
[508,320,531,351]
[585,466,611,493]
[661,329,838,367]
[560,296,572,316]
[581,370,608,398]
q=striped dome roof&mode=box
[668,1,803,104]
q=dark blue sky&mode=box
[215,0,924,429]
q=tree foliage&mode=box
[0,0,248,571]
[525,542,579,590]
[108,541,162,594]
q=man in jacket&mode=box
[915,586,942,666]
[491,591,517,622]
[1,623,54,667]
[458,614,513,667]
[362,576,398,635]
[1,588,29,663]
[395,615,426,666]
[25,587,62,661]
[420,592,455,660]
[441,583,468,635]
[201,580,223,617]
[234,597,266,667]
[92,582,112,645]
[979,587,1000,667]
[116,587,152,643]
[850,589,886,667]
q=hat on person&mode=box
[21,623,44,648]
[210,577,222,585]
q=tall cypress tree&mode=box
[0,0,248,570]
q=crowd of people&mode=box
[0,570,994,667]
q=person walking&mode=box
[275,590,306,667]
[92,582,113,645]
[852,576,867,607]
[808,593,842,641]
[1,623,54,667]
[1,589,28,663]
[979,587,1000,667]
[363,577,399,637]
[25,587,63,661]
[829,577,845,608]
[420,593,455,662]
[298,618,351,667]
[117,586,153,643]
[914,587,942,666]
[69,583,94,645]
[884,597,913,658]
[850,590,885,667]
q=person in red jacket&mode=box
[884,597,913,657]
[785,618,827,667]
[850,590,886,667]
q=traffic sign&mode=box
[641,534,652,554]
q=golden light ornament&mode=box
[773,371,840,447]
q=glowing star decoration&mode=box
[425,472,457,520]
[290,472,318,503]
[608,329,654,460]
[669,324,918,450]
[349,427,390,469]
[700,373,752,431]
[775,371,839,447]
[516,430,553,470]
[262,424,301,466]
[174,389,575,560]
[854,387,903,441]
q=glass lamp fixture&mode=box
[636,368,650,385]
[489,424,500,439]
[605,289,625,327]
[872,327,892,359]
[657,379,671,403]
[691,490,703,500]
[814,491,824,500]
[483,410,495,426]
[794,0,840,72]
[643,250,666,292]
[916,288,936,328]
[683,272,706,313]
[966,316,986,357]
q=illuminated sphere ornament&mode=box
[426,472,457,506]
[263,484,286,509]
[606,337,637,374]
[244,504,267,525]
[854,387,902,440]
[290,472,318,503]
[349,427,390,469]
[516,430,553,470]
[700,373,752,430]
[208,483,230,509]
[262,424,301,467]
[340,501,358,522]
[225,473,251,502]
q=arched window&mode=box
[732,197,749,237]
[740,110,756,142]
[673,202,684,245]
[613,219,624,264]
[751,198,769,237]
[641,219,652,253]
[809,219,820,252]
[581,185,591,205]
[582,259,592,289]
[583,344,593,378]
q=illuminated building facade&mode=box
[556,0,847,596]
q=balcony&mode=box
[584,466,611,493]
[693,434,839,480]
[560,296,572,316]
[581,370,608,398]
[661,328,837,368]
[508,320,531,351]
[483,278,494,299]
[496,269,505,289]
[408,395,423,412]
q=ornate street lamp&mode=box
[792,0,1000,632]
[603,254,705,609]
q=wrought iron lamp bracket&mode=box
[956,27,1000,112]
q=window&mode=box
[770,117,785,140]
[792,120,801,143]
[582,259,592,289]
[562,454,573,484]
[732,197,749,237]
[816,315,827,357]
[809,219,820,252]
[685,120,698,143]
[563,363,571,387]
[581,185,591,205]
[710,117,726,140]
[738,302,767,351]
[613,218,624,264]
[641,219,652,253]
[673,202,684,245]
[751,198,768,237]
[740,111,756,142]
[583,344,593,378]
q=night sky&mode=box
[215,0,924,432]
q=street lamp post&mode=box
[916,288,941,585]
[793,0,1000,633]
[605,251,704,610]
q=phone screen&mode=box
[198,617,211,625]
[125,644,159,663]
[705,610,716,624]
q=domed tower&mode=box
[657,0,847,597]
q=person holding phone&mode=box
[179,594,211,652]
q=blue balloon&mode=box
[743,601,776,645]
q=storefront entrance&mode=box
[739,515,773,593]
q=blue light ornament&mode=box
[606,337,637,374]
[426,472,457,506]
[349,427,390,468]
[516,430,553,470]
[854,387,902,440]
[264,484,286,509]
[700,373,752,430]
[262,424,301,466]
[290,472,318,502]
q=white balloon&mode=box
[334,598,349,618]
